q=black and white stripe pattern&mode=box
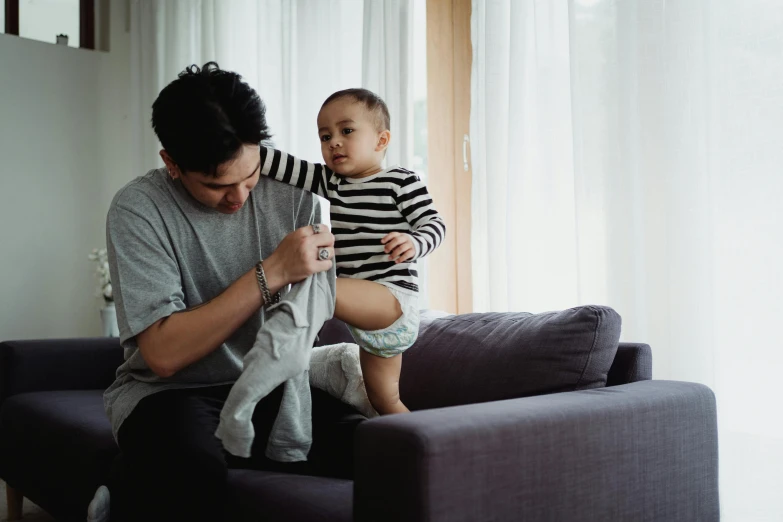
[260,147,446,294]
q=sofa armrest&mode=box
[607,342,652,386]
[0,338,123,402]
[354,380,719,522]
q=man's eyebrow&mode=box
[205,161,261,187]
[318,119,355,132]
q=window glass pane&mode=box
[20,0,80,47]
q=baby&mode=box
[260,88,446,415]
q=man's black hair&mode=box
[152,62,271,176]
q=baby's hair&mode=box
[321,88,390,132]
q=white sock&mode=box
[310,343,378,419]
[86,485,110,522]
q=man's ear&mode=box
[159,150,181,179]
[375,130,392,152]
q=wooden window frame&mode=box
[426,0,473,314]
[4,0,95,50]
[4,0,19,35]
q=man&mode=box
[89,62,362,522]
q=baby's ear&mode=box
[376,130,392,152]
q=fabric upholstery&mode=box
[354,380,720,522]
[608,342,653,386]
[227,469,352,522]
[0,312,721,522]
[0,339,123,401]
[0,390,118,520]
[316,318,355,347]
[398,305,622,410]
[0,387,360,521]
[318,313,648,395]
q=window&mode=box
[3,0,94,49]
[20,0,79,47]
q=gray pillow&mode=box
[399,306,622,410]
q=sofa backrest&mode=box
[0,338,123,403]
[0,308,640,410]
[318,306,624,411]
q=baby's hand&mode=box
[381,232,416,264]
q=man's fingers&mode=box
[315,259,334,271]
[304,223,331,237]
[316,246,335,261]
[305,230,335,249]
[303,254,333,276]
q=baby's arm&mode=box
[259,146,331,198]
[391,171,447,261]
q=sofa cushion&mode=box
[0,390,118,519]
[228,469,352,522]
[316,319,355,346]
[399,306,622,410]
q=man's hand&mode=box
[136,224,334,378]
[265,224,335,288]
[381,232,416,264]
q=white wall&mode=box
[98,0,132,214]
[0,0,132,340]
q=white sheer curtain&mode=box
[361,0,426,303]
[129,0,413,175]
[362,0,414,170]
[471,1,783,520]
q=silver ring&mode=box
[318,248,330,261]
[312,224,321,234]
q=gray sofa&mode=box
[0,306,720,521]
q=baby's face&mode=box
[317,97,388,177]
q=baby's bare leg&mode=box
[335,278,409,414]
[335,278,402,331]
[360,349,409,415]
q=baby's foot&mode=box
[86,485,110,522]
[310,343,378,418]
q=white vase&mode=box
[101,302,120,337]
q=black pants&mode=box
[109,384,364,521]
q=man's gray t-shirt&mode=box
[103,167,318,439]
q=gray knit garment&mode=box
[216,266,336,461]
